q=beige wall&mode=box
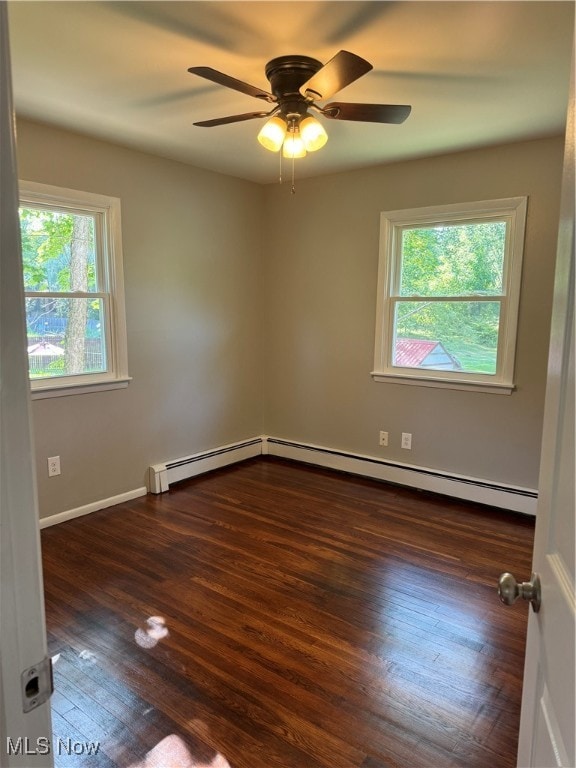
[17,119,264,519]
[262,138,565,489]
[17,121,564,518]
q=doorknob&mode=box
[498,572,541,613]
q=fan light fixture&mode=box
[282,126,306,158]
[257,116,286,152]
[257,114,327,157]
[300,115,328,151]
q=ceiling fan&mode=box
[188,50,411,158]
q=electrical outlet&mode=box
[379,431,389,447]
[401,433,412,450]
[47,456,61,477]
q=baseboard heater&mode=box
[148,435,537,515]
[266,438,537,515]
[148,437,263,493]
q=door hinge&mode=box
[21,657,53,713]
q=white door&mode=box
[514,62,575,768]
[0,5,54,767]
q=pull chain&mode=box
[276,120,297,193]
[290,120,297,194]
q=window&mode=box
[373,197,527,394]
[19,181,129,398]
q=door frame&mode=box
[0,5,54,766]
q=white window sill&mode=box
[371,371,514,395]
[30,377,132,400]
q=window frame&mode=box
[372,197,528,394]
[19,180,130,399]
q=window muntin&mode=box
[19,181,129,396]
[373,198,527,393]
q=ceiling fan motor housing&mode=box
[265,55,323,119]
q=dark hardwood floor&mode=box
[41,457,535,768]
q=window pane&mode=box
[26,297,106,378]
[393,301,501,374]
[19,207,97,292]
[399,221,506,297]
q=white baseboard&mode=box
[39,486,148,529]
[265,437,538,516]
[148,437,263,493]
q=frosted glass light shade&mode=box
[257,116,287,152]
[282,131,306,158]
[300,116,328,151]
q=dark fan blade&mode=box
[300,50,372,100]
[193,110,272,127]
[321,102,412,124]
[188,66,275,102]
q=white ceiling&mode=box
[7,1,574,184]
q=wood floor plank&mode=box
[41,457,534,767]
